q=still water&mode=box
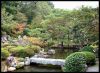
[14,64,62,72]
[14,49,75,72]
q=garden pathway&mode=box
[86,59,99,72]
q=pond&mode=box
[14,49,76,72]
[14,64,62,72]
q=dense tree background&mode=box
[1,1,99,47]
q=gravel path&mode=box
[86,59,99,72]
[86,65,99,72]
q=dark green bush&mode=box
[79,46,95,53]
[23,28,30,36]
[63,52,86,72]
[81,52,96,65]
[1,48,10,60]
[16,49,27,58]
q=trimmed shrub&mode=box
[79,46,95,53]
[13,48,34,58]
[9,45,41,57]
[1,48,10,60]
[27,45,41,53]
[3,45,16,52]
[25,48,35,57]
[16,49,27,58]
[81,52,96,65]
[9,46,25,55]
[9,45,41,58]
[63,52,86,72]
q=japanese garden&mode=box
[1,1,99,72]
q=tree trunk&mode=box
[61,41,64,50]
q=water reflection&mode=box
[50,49,74,59]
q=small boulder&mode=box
[47,49,55,55]
[16,62,24,69]
[8,67,16,72]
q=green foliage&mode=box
[9,45,41,58]
[23,28,31,36]
[1,1,99,60]
[26,45,41,53]
[1,8,17,36]
[9,46,25,57]
[1,48,10,60]
[1,1,98,68]
[79,46,95,53]
[47,39,55,47]
[14,12,27,23]
[16,45,41,57]
[16,49,27,58]
[81,52,96,65]
[16,49,34,58]
[63,52,86,72]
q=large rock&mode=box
[6,56,17,67]
[47,49,55,55]
[24,57,30,65]
[8,67,16,72]
[1,35,8,43]
[11,61,17,67]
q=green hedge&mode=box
[79,46,95,53]
[81,52,96,65]
[62,52,86,72]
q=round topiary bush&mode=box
[1,48,10,60]
[81,52,96,65]
[79,46,95,53]
[62,52,87,72]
